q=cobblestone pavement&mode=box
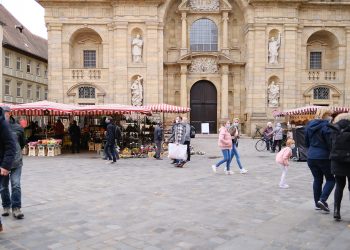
[0,137,350,250]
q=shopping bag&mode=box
[168,143,187,161]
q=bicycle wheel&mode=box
[255,139,267,152]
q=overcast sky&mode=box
[0,0,47,39]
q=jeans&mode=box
[184,141,191,161]
[155,140,162,159]
[1,166,22,209]
[215,149,231,171]
[334,175,350,209]
[265,138,273,151]
[307,159,335,206]
[105,143,117,162]
[230,143,243,170]
[272,140,282,152]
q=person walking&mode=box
[263,122,274,151]
[104,118,118,164]
[328,113,350,220]
[154,122,163,160]
[182,117,191,163]
[169,116,186,167]
[305,108,335,212]
[1,107,25,219]
[228,119,248,174]
[0,107,16,231]
[276,139,295,189]
[269,122,283,153]
[68,120,81,153]
[54,119,65,140]
[212,121,233,175]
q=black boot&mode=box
[334,204,341,221]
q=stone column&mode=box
[222,12,229,55]
[0,23,3,102]
[47,23,64,103]
[114,21,128,104]
[180,64,187,107]
[221,64,229,120]
[345,28,350,105]
[181,12,188,56]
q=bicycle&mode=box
[252,125,264,139]
[255,137,269,152]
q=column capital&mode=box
[222,11,229,21]
[181,12,187,21]
[47,23,62,31]
[180,64,188,74]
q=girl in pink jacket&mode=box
[212,121,233,175]
[276,139,295,188]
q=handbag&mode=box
[168,143,187,160]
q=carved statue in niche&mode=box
[189,57,219,73]
[131,76,143,106]
[268,32,281,64]
[132,34,143,63]
[267,81,280,107]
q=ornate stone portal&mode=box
[188,0,220,11]
[189,57,219,73]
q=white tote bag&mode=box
[168,143,187,161]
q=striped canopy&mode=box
[74,104,151,116]
[10,101,76,116]
[274,105,350,117]
[142,104,190,113]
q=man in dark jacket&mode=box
[1,107,25,219]
[68,120,81,153]
[0,107,16,231]
[154,122,163,160]
[104,118,118,164]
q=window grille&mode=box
[5,52,10,67]
[310,52,322,69]
[190,19,218,52]
[16,57,21,70]
[313,87,330,100]
[83,50,96,68]
[79,87,96,99]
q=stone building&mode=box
[38,0,350,134]
[0,5,48,105]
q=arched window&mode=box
[79,87,95,99]
[190,19,218,52]
[313,87,329,100]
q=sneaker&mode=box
[279,184,289,189]
[12,208,24,219]
[314,206,322,211]
[2,208,10,217]
[226,170,234,175]
[317,200,330,213]
[211,165,217,173]
[240,169,248,174]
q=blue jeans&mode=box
[215,149,231,171]
[105,143,117,162]
[230,143,243,170]
[1,166,22,209]
[307,159,335,206]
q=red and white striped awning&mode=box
[74,104,151,116]
[142,104,190,113]
[10,100,76,116]
[274,105,350,117]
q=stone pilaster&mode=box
[180,64,187,107]
[181,12,188,56]
[115,21,128,104]
[221,64,229,120]
[222,12,229,55]
[146,21,159,104]
[47,23,64,102]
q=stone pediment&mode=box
[178,52,239,65]
[178,0,232,12]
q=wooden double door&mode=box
[190,80,217,133]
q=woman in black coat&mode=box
[328,113,350,221]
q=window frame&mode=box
[16,57,22,71]
[4,51,11,68]
[27,84,32,99]
[83,50,97,68]
[44,88,48,100]
[190,18,218,52]
[16,82,22,97]
[309,51,323,70]
[27,60,32,74]
[78,86,96,99]
[4,80,11,96]
[36,63,41,76]
[313,87,330,100]
[36,86,41,99]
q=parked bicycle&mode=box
[255,135,287,152]
[252,125,263,139]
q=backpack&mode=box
[190,125,196,138]
[329,123,350,162]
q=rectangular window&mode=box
[83,50,96,68]
[36,86,41,99]
[314,87,330,100]
[16,57,21,70]
[27,60,31,73]
[36,63,41,76]
[310,52,322,69]
[4,80,11,95]
[27,85,32,99]
[44,66,48,78]
[16,82,22,97]
[44,88,48,100]
[5,52,10,67]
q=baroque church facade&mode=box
[38,0,350,134]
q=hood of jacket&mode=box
[307,119,329,137]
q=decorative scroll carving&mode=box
[189,57,219,73]
[188,0,219,11]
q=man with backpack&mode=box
[1,107,25,220]
[0,107,17,231]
